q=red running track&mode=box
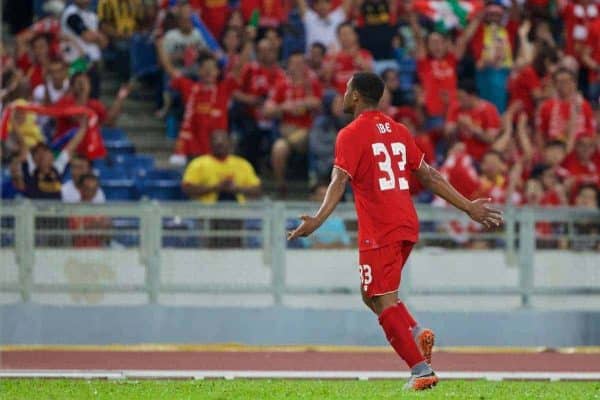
[1,351,600,372]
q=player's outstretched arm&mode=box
[287,167,349,240]
[414,160,503,228]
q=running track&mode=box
[2,348,600,378]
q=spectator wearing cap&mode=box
[445,79,502,163]
[297,0,353,53]
[536,68,596,152]
[11,117,88,200]
[325,22,374,95]
[181,130,261,204]
[97,0,145,81]
[409,11,471,129]
[61,155,106,203]
[264,52,323,196]
[61,0,108,98]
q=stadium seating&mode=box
[104,138,136,155]
[101,127,128,142]
[138,169,184,200]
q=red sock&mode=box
[378,305,425,368]
[396,302,418,329]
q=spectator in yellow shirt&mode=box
[97,0,144,80]
[182,130,262,204]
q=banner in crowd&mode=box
[414,0,484,32]
[0,103,106,160]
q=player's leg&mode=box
[394,242,436,365]
[360,287,377,313]
[397,300,435,365]
[359,243,437,390]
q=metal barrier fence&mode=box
[0,200,599,307]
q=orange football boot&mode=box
[403,373,439,391]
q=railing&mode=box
[0,200,599,308]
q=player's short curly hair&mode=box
[350,72,385,105]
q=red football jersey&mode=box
[416,53,457,117]
[536,98,596,142]
[269,75,323,128]
[446,99,501,162]
[334,110,424,250]
[327,49,374,94]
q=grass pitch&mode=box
[1,379,599,399]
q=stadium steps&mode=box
[100,74,172,169]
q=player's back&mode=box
[334,110,424,250]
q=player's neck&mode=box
[354,104,379,119]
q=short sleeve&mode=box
[486,105,501,129]
[240,160,261,187]
[402,127,424,171]
[182,159,203,184]
[334,127,361,178]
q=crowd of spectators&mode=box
[1,0,599,248]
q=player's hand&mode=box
[287,215,321,240]
[466,198,503,229]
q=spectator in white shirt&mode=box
[61,155,106,203]
[32,58,70,105]
[297,0,353,53]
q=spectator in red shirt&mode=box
[167,53,232,165]
[536,68,596,151]
[435,143,480,203]
[306,42,328,84]
[16,34,52,91]
[408,11,470,125]
[562,132,600,191]
[445,79,502,163]
[264,52,323,195]
[54,72,130,139]
[325,22,374,94]
[196,0,230,39]
[581,18,600,105]
[240,0,287,29]
[561,0,600,60]
[231,38,286,171]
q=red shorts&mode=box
[358,240,415,298]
